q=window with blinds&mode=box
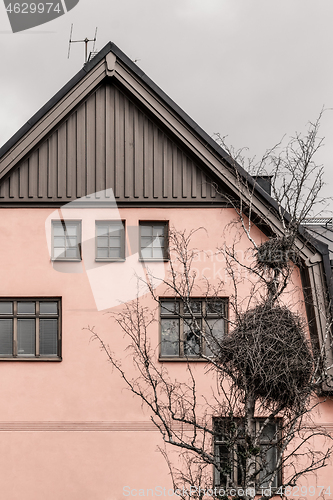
[0,299,61,360]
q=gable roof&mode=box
[0,42,232,164]
[0,80,229,204]
[0,42,268,200]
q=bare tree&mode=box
[89,116,333,500]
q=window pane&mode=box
[40,319,58,356]
[184,320,201,356]
[66,248,79,259]
[152,236,165,258]
[54,236,65,247]
[152,246,164,259]
[141,225,153,237]
[184,301,202,315]
[152,236,164,248]
[40,302,58,315]
[141,246,153,259]
[141,236,153,248]
[109,225,122,236]
[66,225,78,236]
[236,444,246,486]
[153,226,165,237]
[205,318,224,356]
[53,225,65,236]
[216,444,232,486]
[0,319,13,355]
[17,319,35,356]
[109,248,121,259]
[161,319,179,356]
[97,225,109,236]
[161,301,179,315]
[66,237,77,248]
[109,236,121,248]
[259,445,277,488]
[0,302,13,314]
[97,248,109,259]
[54,248,66,259]
[17,302,35,314]
[207,300,225,315]
[98,236,109,248]
[260,422,277,440]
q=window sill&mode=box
[95,258,126,263]
[159,356,209,362]
[51,258,81,262]
[139,258,169,263]
[0,357,62,361]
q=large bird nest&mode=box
[255,236,297,271]
[218,304,314,410]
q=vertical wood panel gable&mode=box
[39,141,48,198]
[0,82,224,203]
[66,113,76,199]
[134,107,143,199]
[86,91,96,197]
[105,84,114,199]
[95,85,106,195]
[57,123,66,199]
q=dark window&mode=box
[214,418,280,489]
[139,222,168,260]
[52,220,81,261]
[96,221,125,261]
[0,299,61,360]
[160,298,227,358]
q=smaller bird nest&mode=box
[255,236,296,271]
[218,304,314,410]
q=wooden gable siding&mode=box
[0,83,223,204]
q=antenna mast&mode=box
[68,25,98,64]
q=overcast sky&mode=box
[0,0,332,210]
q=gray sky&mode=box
[1,0,332,210]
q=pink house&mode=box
[0,43,332,499]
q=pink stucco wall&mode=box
[0,207,332,499]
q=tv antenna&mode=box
[68,24,98,64]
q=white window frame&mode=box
[139,221,169,261]
[51,220,81,261]
[95,220,126,262]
